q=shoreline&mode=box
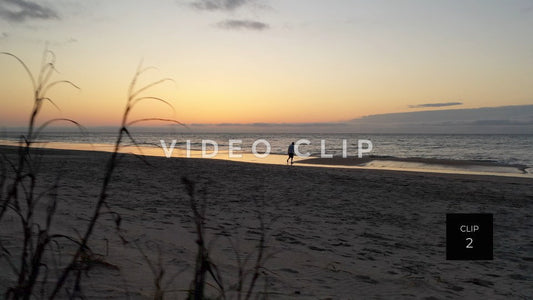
[297,156,532,178]
[1,140,532,179]
[1,144,531,298]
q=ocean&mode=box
[1,131,532,168]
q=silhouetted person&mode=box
[287,142,295,165]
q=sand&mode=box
[0,145,532,299]
[297,157,532,177]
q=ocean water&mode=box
[1,131,532,169]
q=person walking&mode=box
[287,142,295,165]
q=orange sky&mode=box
[1,1,532,127]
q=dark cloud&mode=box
[0,0,59,22]
[468,119,533,126]
[191,0,249,11]
[353,105,533,123]
[0,32,8,39]
[409,102,462,109]
[216,19,269,30]
[345,105,533,133]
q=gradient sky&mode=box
[0,0,532,127]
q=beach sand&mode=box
[297,157,532,177]
[0,146,532,299]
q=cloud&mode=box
[354,105,533,123]
[216,19,269,30]
[408,102,462,108]
[468,119,533,126]
[191,0,249,11]
[345,105,533,133]
[0,0,59,22]
[188,0,271,31]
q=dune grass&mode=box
[1,51,272,299]
[0,50,83,299]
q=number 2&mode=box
[466,238,473,248]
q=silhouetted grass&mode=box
[0,50,83,299]
[0,51,182,298]
[1,51,272,299]
[182,178,273,300]
[50,62,183,298]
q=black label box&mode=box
[446,213,493,260]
